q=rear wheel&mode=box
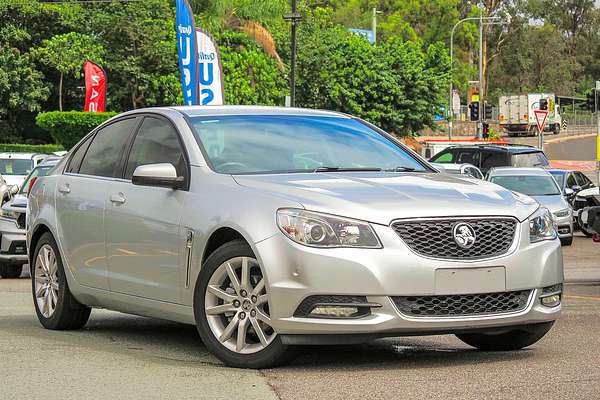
[456,322,554,351]
[194,240,293,368]
[553,123,561,135]
[0,263,22,279]
[32,233,91,330]
[560,236,573,246]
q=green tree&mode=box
[33,32,105,111]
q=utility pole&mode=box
[284,0,302,107]
[597,81,600,185]
[477,2,484,139]
[371,8,380,46]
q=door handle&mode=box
[109,193,126,205]
[58,184,70,194]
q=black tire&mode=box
[456,321,554,351]
[553,124,561,135]
[0,263,22,279]
[560,236,573,246]
[578,214,595,237]
[194,239,294,368]
[31,232,91,330]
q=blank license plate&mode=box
[434,267,506,295]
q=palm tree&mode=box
[197,0,287,69]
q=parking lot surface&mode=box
[1,234,599,400]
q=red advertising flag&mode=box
[83,61,106,112]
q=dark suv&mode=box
[429,145,549,175]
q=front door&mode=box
[105,116,189,304]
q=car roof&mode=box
[167,105,350,118]
[546,168,576,175]
[444,145,541,154]
[0,152,47,159]
[488,167,553,177]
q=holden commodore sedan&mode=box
[27,106,563,368]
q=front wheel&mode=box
[560,236,573,246]
[578,214,595,237]
[0,263,23,279]
[194,240,293,368]
[456,321,554,351]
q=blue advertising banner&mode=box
[349,28,375,45]
[176,0,198,105]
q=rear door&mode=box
[55,117,139,290]
[105,115,189,303]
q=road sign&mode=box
[534,109,549,133]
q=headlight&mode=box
[529,207,557,243]
[553,208,571,218]
[277,209,381,248]
[0,208,19,220]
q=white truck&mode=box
[498,93,562,136]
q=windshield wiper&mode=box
[313,166,382,173]
[382,166,417,172]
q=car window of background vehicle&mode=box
[490,176,561,196]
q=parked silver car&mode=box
[488,167,574,246]
[27,106,563,368]
[0,157,61,278]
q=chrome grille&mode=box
[392,290,531,317]
[391,218,517,259]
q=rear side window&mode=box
[66,135,93,173]
[456,150,479,166]
[575,172,591,187]
[480,151,508,170]
[79,118,138,178]
[124,117,186,180]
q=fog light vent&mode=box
[540,284,562,307]
[293,295,379,319]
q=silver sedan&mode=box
[27,106,563,368]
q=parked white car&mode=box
[0,153,48,188]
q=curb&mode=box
[545,133,597,144]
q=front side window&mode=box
[566,173,577,189]
[490,175,561,196]
[0,159,33,176]
[124,117,186,180]
[79,118,138,178]
[190,115,430,174]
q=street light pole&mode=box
[284,0,302,107]
[477,5,484,139]
[448,15,499,139]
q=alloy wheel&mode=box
[204,256,276,354]
[34,244,59,318]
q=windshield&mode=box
[548,171,564,188]
[490,175,561,196]
[0,159,33,176]
[190,115,430,174]
[19,165,54,194]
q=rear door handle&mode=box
[109,193,126,205]
[58,184,70,194]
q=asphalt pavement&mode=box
[1,236,599,400]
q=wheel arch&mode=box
[201,226,249,265]
[28,223,52,269]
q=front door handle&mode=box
[58,184,70,194]
[109,193,126,205]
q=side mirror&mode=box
[132,163,184,189]
[571,185,582,192]
[564,188,574,196]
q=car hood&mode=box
[234,172,539,225]
[531,194,570,213]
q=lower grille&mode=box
[392,290,531,317]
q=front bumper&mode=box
[256,221,563,337]
[0,218,28,265]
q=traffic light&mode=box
[484,102,493,120]
[469,102,480,121]
[539,98,548,110]
[586,89,597,112]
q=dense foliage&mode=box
[0,143,63,153]
[36,111,117,149]
[1,0,598,143]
